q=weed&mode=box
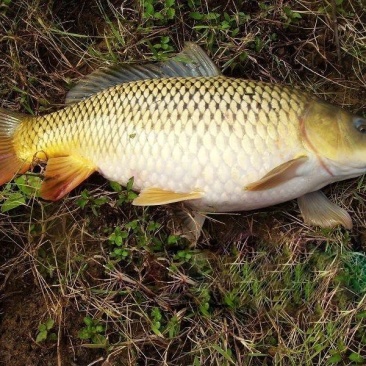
[108,226,130,261]
[0,175,41,213]
[110,177,137,205]
[78,316,107,347]
[76,190,108,216]
[150,35,175,60]
[150,306,163,336]
[337,252,366,295]
[36,318,57,343]
[282,6,302,27]
[141,0,176,24]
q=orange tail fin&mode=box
[0,108,31,185]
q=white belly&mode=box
[97,145,332,213]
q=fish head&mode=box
[302,100,366,176]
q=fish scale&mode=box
[1,42,366,239]
[15,76,308,211]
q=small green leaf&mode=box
[36,330,47,343]
[125,220,139,230]
[167,315,180,339]
[127,191,137,200]
[45,318,55,330]
[78,328,91,339]
[327,353,342,364]
[114,235,123,246]
[126,177,134,191]
[199,302,210,316]
[349,353,365,363]
[95,325,104,333]
[154,12,163,19]
[38,323,47,332]
[15,175,41,197]
[83,316,93,326]
[231,28,239,36]
[94,197,107,206]
[356,311,366,320]
[1,192,26,213]
[239,52,248,61]
[166,8,175,18]
[147,221,160,231]
[109,182,122,193]
[91,333,107,345]
[144,3,154,16]
[211,344,236,364]
[167,235,179,245]
[151,323,162,336]
[206,12,220,20]
[48,333,57,341]
[190,12,203,20]
[151,307,162,321]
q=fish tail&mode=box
[0,108,31,185]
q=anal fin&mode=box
[172,206,206,244]
[133,187,203,206]
[40,156,96,201]
[297,190,352,229]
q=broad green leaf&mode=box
[1,192,26,213]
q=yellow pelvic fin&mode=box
[245,156,308,191]
[133,187,203,206]
[0,108,30,185]
[297,190,352,230]
[40,156,96,201]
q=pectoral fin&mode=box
[297,190,352,229]
[40,156,96,201]
[132,187,203,206]
[245,156,308,191]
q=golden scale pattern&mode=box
[15,76,312,198]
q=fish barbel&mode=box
[1,43,366,240]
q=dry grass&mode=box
[1,0,366,365]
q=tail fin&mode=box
[0,108,31,185]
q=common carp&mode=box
[1,43,365,240]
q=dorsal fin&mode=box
[65,42,221,105]
[160,42,221,78]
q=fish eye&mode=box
[354,117,366,134]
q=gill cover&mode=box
[301,100,366,166]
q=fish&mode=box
[1,42,366,241]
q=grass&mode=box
[1,0,366,365]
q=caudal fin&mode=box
[0,108,30,185]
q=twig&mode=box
[330,0,342,65]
